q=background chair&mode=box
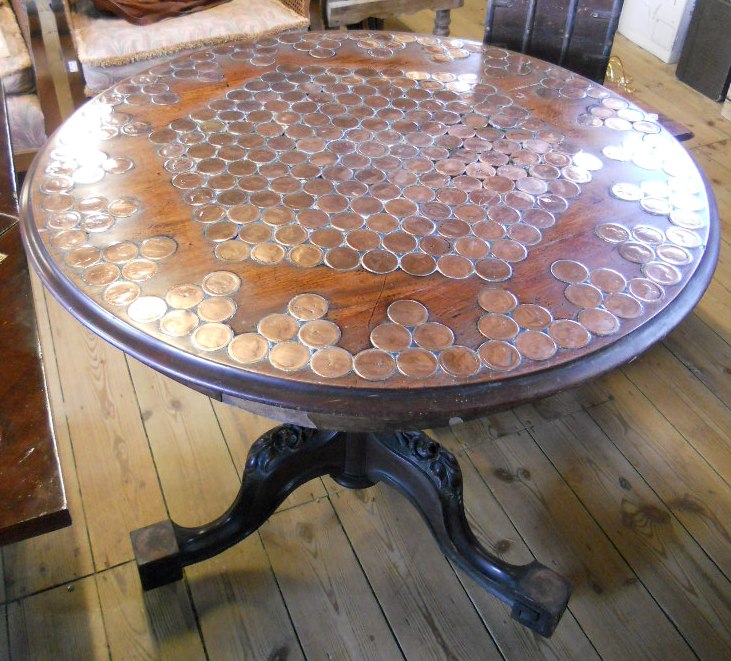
[55,0,311,97]
[483,0,624,83]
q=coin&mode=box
[229,333,269,364]
[298,320,341,348]
[551,260,589,284]
[478,340,521,371]
[413,322,454,350]
[160,309,199,337]
[353,349,395,381]
[564,283,603,308]
[370,323,412,352]
[439,346,481,377]
[202,270,241,295]
[103,281,140,306]
[387,299,429,326]
[127,296,167,323]
[548,319,591,349]
[578,308,620,335]
[258,313,299,342]
[198,297,236,322]
[311,346,353,378]
[513,304,552,330]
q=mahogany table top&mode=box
[20,31,719,429]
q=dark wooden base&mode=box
[132,425,571,637]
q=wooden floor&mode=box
[3,6,731,660]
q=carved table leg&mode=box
[131,425,345,590]
[433,9,451,37]
[355,431,572,638]
[132,425,570,636]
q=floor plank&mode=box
[260,499,404,660]
[127,360,303,659]
[529,414,731,658]
[465,429,695,659]
[96,562,204,660]
[331,485,503,660]
[43,297,167,570]
[8,576,108,659]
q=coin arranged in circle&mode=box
[478,340,521,371]
[513,304,552,330]
[269,341,311,371]
[82,263,120,286]
[122,259,157,281]
[551,260,589,284]
[548,319,591,349]
[140,236,177,259]
[439,346,481,377]
[478,314,519,341]
[610,182,642,201]
[396,348,438,379]
[104,281,141,306]
[370,323,412,352]
[413,322,454,350]
[578,308,619,336]
[127,296,167,323]
[228,333,269,364]
[628,278,664,302]
[66,246,101,268]
[298,319,341,348]
[642,261,682,286]
[198,296,236,322]
[353,348,396,381]
[387,299,429,326]
[515,331,557,361]
[202,270,241,295]
[160,309,199,337]
[311,346,353,378]
[595,223,631,243]
[258,313,299,342]
[564,283,603,308]
[477,288,518,314]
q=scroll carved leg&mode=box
[363,431,572,638]
[131,425,344,590]
[433,9,451,37]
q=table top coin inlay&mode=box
[21,30,719,429]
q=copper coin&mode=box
[439,346,481,377]
[122,259,157,281]
[479,340,521,372]
[370,323,412,352]
[628,278,664,302]
[437,219,470,239]
[352,197,383,216]
[275,225,308,246]
[42,194,74,213]
[619,242,655,264]
[475,258,512,282]
[286,293,328,321]
[299,320,341,348]
[362,250,398,274]
[165,284,205,309]
[226,204,261,224]
[311,347,353,378]
[455,237,490,260]
[666,226,702,249]
[192,323,233,352]
[140,236,177,259]
[578,308,620,336]
[289,244,323,268]
[347,230,380,251]
[402,216,435,236]
[262,208,295,227]
[205,222,239,242]
[239,224,272,244]
[655,244,692,266]
[595,222,631,243]
[160,309,199,337]
[632,225,665,245]
[396,348,438,379]
[523,208,555,229]
[127,296,167,324]
[478,314,519,341]
[202,270,241,296]
[513,304,552,330]
[195,205,226,224]
[437,254,474,279]
[585,268,624,294]
[487,206,520,225]
[353,349,395,381]
[229,333,269,364]
[604,293,643,319]
[324,247,359,271]
[297,209,328,229]
[257,313,298,342]
[198,297,236,322]
[564,283,603,308]
[103,242,138,263]
[65,246,100,269]
[82,263,120,287]
[387,299,428,326]
[642,261,682,286]
[473,221,506,241]
[514,331,557,361]
[100,276,139,307]
[507,224,542,246]
[251,242,285,265]
[413,322,454,350]
[401,253,437,276]
[548,319,591,349]
[77,196,108,214]
[491,240,527,262]
[47,211,80,230]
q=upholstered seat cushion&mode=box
[0,2,35,95]
[68,0,309,94]
[6,93,45,152]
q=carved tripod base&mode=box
[131,425,571,637]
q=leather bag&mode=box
[90,0,233,25]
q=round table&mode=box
[20,31,719,637]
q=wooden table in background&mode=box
[19,31,719,636]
